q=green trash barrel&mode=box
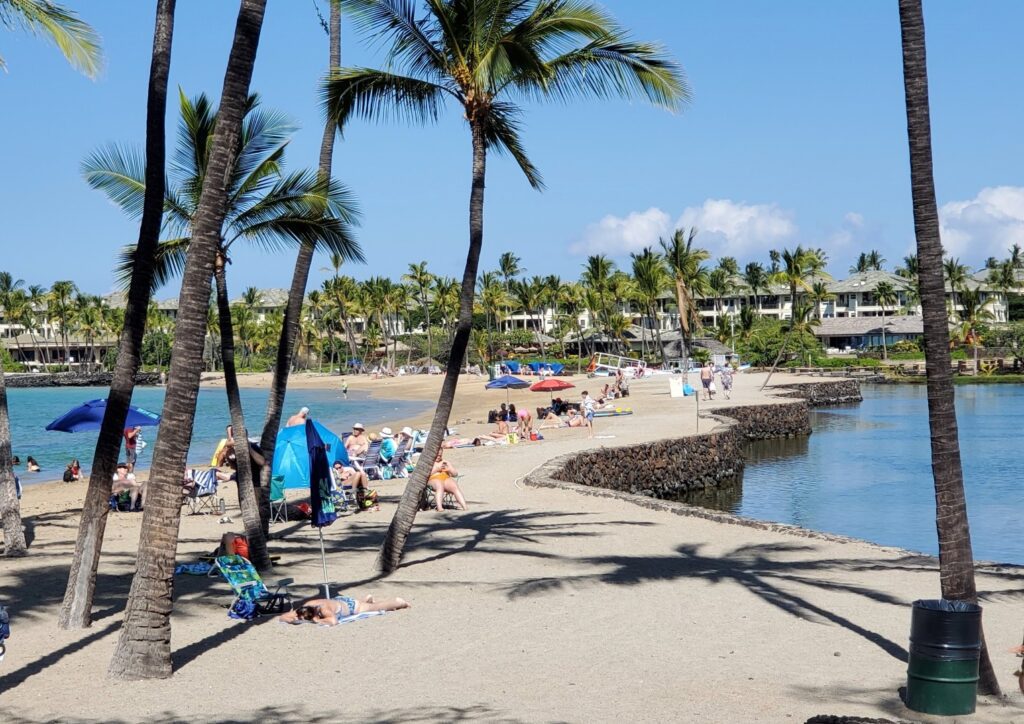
[906,599,981,716]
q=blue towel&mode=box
[174,561,214,576]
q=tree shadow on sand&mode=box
[2,703,527,724]
[499,541,1024,663]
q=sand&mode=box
[2,370,1023,723]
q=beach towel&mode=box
[175,561,214,576]
[592,409,633,418]
[279,610,387,627]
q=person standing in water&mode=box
[341,380,349,399]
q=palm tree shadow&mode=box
[503,541,935,662]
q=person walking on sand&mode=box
[719,365,734,400]
[581,391,596,439]
[700,362,714,401]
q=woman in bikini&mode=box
[278,594,410,625]
[428,450,468,511]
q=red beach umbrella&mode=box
[530,378,575,402]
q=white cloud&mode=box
[939,186,1024,262]
[674,199,797,259]
[570,199,798,259]
[570,207,672,255]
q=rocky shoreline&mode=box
[526,379,862,503]
[4,371,163,388]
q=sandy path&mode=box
[2,371,1023,723]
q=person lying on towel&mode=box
[278,595,410,625]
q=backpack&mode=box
[63,468,75,483]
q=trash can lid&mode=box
[912,599,981,613]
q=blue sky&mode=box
[1,0,1023,297]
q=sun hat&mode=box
[401,426,413,436]
[300,406,310,415]
[381,427,393,437]
[352,422,365,430]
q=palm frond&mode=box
[1,0,103,77]
[233,102,296,184]
[81,144,148,219]
[342,0,447,77]
[535,38,689,111]
[481,101,544,190]
[322,67,451,130]
[113,237,191,292]
[229,144,286,211]
[172,89,216,198]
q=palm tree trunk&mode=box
[899,0,999,695]
[762,292,798,390]
[214,260,271,570]
[423,291,432,362]
[108,0,267,680]
[258,0,340,520]
[377,121,487,573]
[59,0,176,630]
[881,308,888,361]
[0,366,26,556]
[651,303,667,366]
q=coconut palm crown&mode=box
[84,90,362,289]
[323,0,688,190]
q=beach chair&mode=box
[422,474,464,510]
[213,554,292,619]
[269,474,289,524]
[182,468,220,515]
[391,438,411,477]
[360,440,384,480]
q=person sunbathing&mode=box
[278,594,410,625]
[428,451,467,511]
[538,410,563,429]
[565,409,585,428]
[442,432,506,448]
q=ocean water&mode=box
[8,385,429,484]
[728,384,1024,564]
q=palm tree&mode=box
[898,0,998,694]
[942,256,969,312]
[986,259,1018,321]
[259,0,344,513]
[88,89,359,559]
[326,0,686,572]
[874,280,898,361]
[707,267,734,322]
[809,280,834,320]
[108,0,269,680]
[743,261,768,313]
[762,245,819,388]
[498,252,523,291]
[660,227,709,367]
[403,261,435,359]
[955,288,993,373]
[0,0,101,75]
[1009,243,1024,270]
[48,280,76,370]
[580,254,615,337]
[558,281,586,371]
[630,247,669,364]
[716,256,739,277]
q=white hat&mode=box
[352,422,365,430]
[300,406,310,415]
[381,427,393,437]
[401,426,413,436]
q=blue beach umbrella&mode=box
[45,398,161,433]
[306,419,337,598]
[485,374,530,404]
[270,420,348,493]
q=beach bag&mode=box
[709,381,716,393]
[683,384,695,396]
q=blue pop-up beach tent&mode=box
[270,420,348,501]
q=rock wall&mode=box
[776,379,862,406]
[529,380,859,502]
[5,372,162,388]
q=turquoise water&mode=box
[9,385,429,484]
[734,384,1024,564]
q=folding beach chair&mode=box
[422,474,464,511]
[213,554,292,620]
[360,440,384,480]
[269,474,289,524]
[183,468,220,515]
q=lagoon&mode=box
[724,384,1024,564]
[8,385,429,484]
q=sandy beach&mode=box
[3,370,1023,723]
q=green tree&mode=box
[874,280,898,361]
[326,0,686,572]
[108,0,269,679]
[630,247,669,364]
[660,227,709,365]
[403,261,435,360]
[898,0,998,694]
[743,261,768,313]
[809,280,834,320]
[0,0,101,75]
[762,245,824,387]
